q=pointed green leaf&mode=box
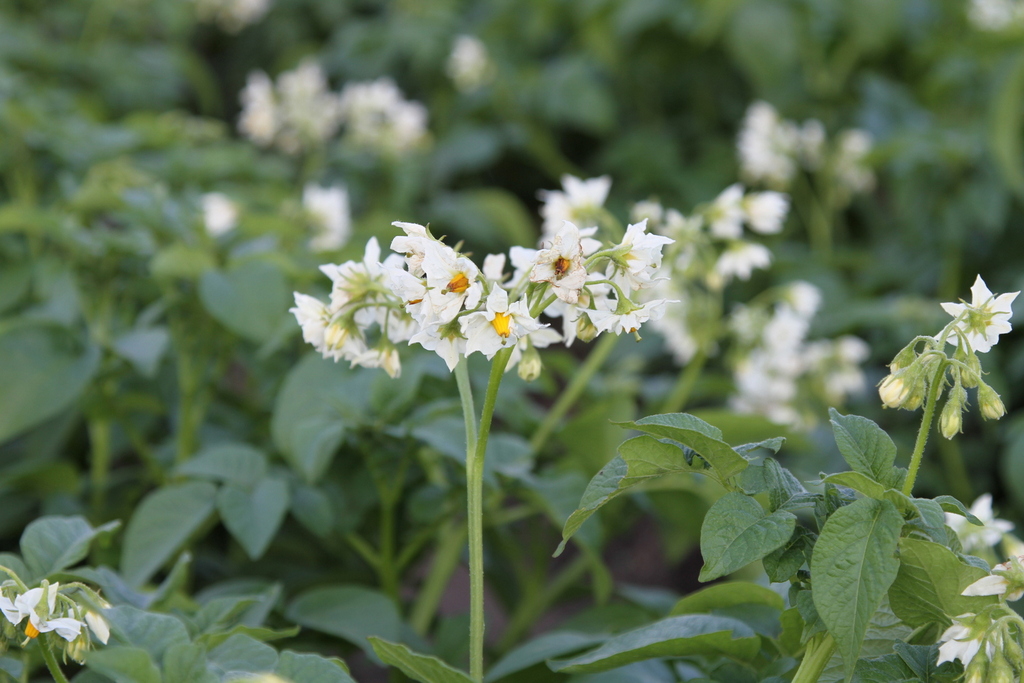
[20,516,120,580]
[276,651,356,683]
[368,638,473,683]
[286,585,400,656]
[829,409,899,486]
[217,477,290,560]
[121,482,217,587]
[485,631,606,682]
[163,642,218,683]
[887,538,997,629]
[105,605,191,662]
[934,495,982,525]
[85,646,161,683]
[177,443,268,488]
[699,492,796,581]
[822,472,886,500]
[207,634,278,677]
[616,413,748,479]
[199,260,290,343]
[555,435,704,555]
[547,615,759,673]
[811,497,903,682]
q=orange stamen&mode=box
[25,622,39,639]
[447,273,470,294]
[491,312,513,338]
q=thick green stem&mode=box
[379,501,398,601]
[88,417,112,520]
[902,363,947,497]
[39,639,70,683]
[660,347,709,414]
[466,348,513,682]
[529,333,618,453]
[792,632,835,683]
[456,359,478,453]
[409,521,467,636]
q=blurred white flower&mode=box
[338,78,429,155]
[707,184,745,239]
[238,72,278,147]
[538,175,611,239]
[446,35,494,92]
[202,192,238,237]
[946,494,1015,553]
[833,129,875,197]
[193,0,272,33]
[941,275,1019,354]
[303,184,351,252]
[630,200,664,229]
[714,241,772,283]
[798,119,827,169]
[742,191,789,234]
[737,101,801,188]
[969,0,1024,30]
[610,219,674,290]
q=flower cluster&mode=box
[878,275,1017,437]
[727,284,869,427]
[969,0,1024,30]
[938,609,1024,682]
[193,0,271,33]
[238,60,342,155]
[291,219,675,379]
[446,35,495,92]
[0,578,109,662]
[337,78,429,156]
[737,101,875,204]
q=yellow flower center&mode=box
[447,273,470,294]
[25,622,39,639]
[491,312,513,338]
[554,257,572,278]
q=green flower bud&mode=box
[517,345,542,382]
[965,656,987,683]
[890,344,919,371]
[940,384,966,440]
[576,312,599,343]
[979,382,1006,421]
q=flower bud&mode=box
[940,402,962,440]
[979,382,1006,421]
[988,649,1015,683]
[890,344,919,372]
[576,312,599,343]
[902,378,926,411]
[965,657,987,683]
[879,375,909,408]
[517,345,543,382]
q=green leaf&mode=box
[698,492,796,581]
[121,482,218,587]
[763,526,815,583]
[485,631,607,682]
[177,443,268,488]
[207,634,279,677]
[0,323,100,443]
[276,651,356,683]
[933,495,982,525]
[112,327,169,378]
[368,638,473,683]
[822,472,886,500]
[547,615,759,673]
[286,585,401,656]
[990,50,1024,199]
[20,516,120,580]
[85,646,161,683]
[828,409,899,486]
[163,642,218,683]
[763,458,811,512]
[616,413,748,480]
[887,538,996,628]
[198,260,290,343]
[217,477,290,560]
[105,605,191,662]
[555,436,703,555]
[669,582,784,615]
[811,497,904,682]
[150,243,216,281]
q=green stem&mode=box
[88,417,112,521]
[660,347,709,414]
[902,363,948,497]
[792,632,835,683]
[529,333,618,454]
[467,347,513,682]
[379,501,398,601]
[409,522,468,636]
[39,638,70,683]
[456,359,478,452]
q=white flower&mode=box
[714,241,772,283]
[8,585,84,642]
[834,129,875,197]
[461,288,543,359]
[422,242,483,323]
[410,321,467,371]
[193,0,272,32]
[390,221,432,277]
[538,175,611,239]
[737,101,801,188]
[238,71,278,146]
[509,246,539,284]
[384,262,430,324]
[303,184,351,253]
[941,275,1019,353]
[742,191,789,234]
[290,293,332,349]
[446,35,494,92]
[784,281,822,318]
[482,253,507,283]
[630,200,664,229]
[611,219,674,290]
[351,346,401,378]
[530,221,588,303]
[587,299,670,336]
[275,60,343,155]
[707,184,745,239]
[202,193,238,237]
[805,336,870,405]
[968,0,1024,31]
[85,610,110,645]
[338,78,428,155]
[946,494,1015,553]
[937,615,985,667]
[798,119,826,169]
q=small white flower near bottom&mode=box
[937,615,984,668]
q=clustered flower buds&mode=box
[878,275,1018,438]
[292,218,675,380]
[0,572,110,663]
